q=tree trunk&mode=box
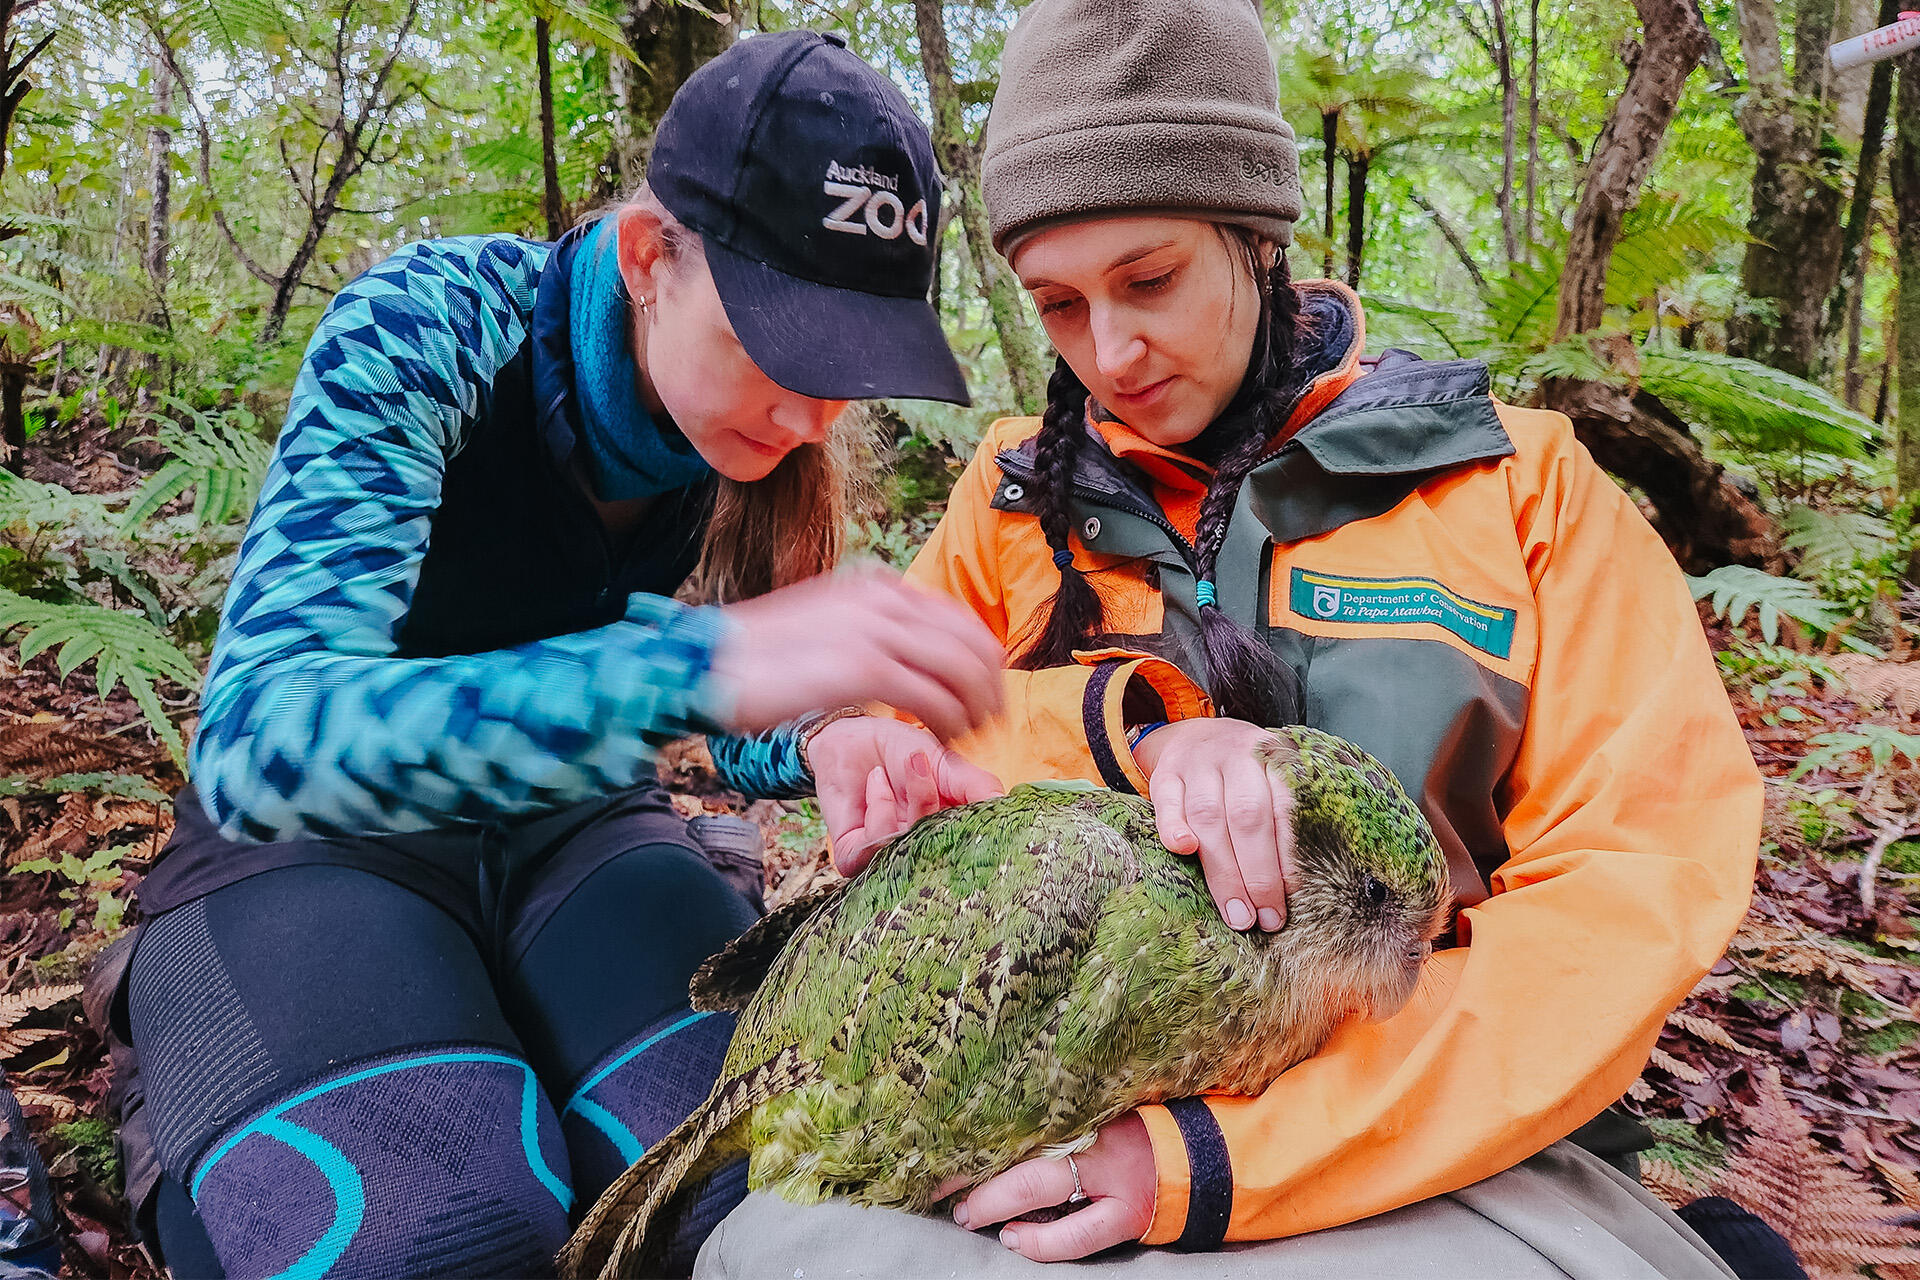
[1542,0,1774,569]
[1411,189,1488,293]
[1345,152,1368,290]
[1727,0,1848,379]
[1321,110,1338,279]
[607,19,642,194]
[146,47,172,325]
[1524,0,1539,257]
[0,361,25,475]
[913,0,1047,414]
[1891,49,1920,499]
[0,0,54,187]
[537,17,565,239]
[1552,4,1705,339]
[1828,0,1900,404]
[622,0,737,140]
[1490,0,1519,262]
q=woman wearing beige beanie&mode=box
[700,1,1772,1277]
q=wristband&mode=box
[1125,720,1170,752]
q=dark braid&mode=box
[1012,359,1096,670]
[1015,235,1310,729]
[1188,246,1308,727]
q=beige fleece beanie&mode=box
[982,0,1303,256]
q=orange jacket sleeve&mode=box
[1132,418,1761,1246]
[906,425,1212,796]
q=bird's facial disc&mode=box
[1347,863,1448,1022]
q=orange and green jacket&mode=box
[904,282,1761,1247]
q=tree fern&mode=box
[1639,349,1880,459]
[1357,294,1472,360]
[1480,260,1563,350]
[121,396,271,533]
[1779,505,1896,573]
[1687,564,1876,653]
[1604,195,1748,309]
[0,589,200,769]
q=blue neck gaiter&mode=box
[568,220,712,501]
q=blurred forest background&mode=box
[2,0,1920,1274]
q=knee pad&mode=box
[557,1008,733,1201]
[189,1049,573,1279]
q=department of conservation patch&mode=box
[1288,568,1516,660]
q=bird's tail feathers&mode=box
[558,1045,814,1279]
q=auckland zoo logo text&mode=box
[822,160,929,245]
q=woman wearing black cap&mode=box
[107,31,1001,1279]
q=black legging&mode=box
[127,838,757,1279]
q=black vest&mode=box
[396,229,713,659]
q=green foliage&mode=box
[0,589,199,769]
[1787,785,1854,849]
[50,1116,122,1192]
[1687,565,1873,652]
[1791,726,1920,780]
[121,396,272,532]
[1781,506,1897,573]
[1714,640,1834,727]
[1638,350,1879,459]
[13,843,138,934]
[1644,1116,1729,1182]
[0,772,172,803]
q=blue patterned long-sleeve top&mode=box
[191,232,809,842]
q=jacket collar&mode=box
[994,283,1513,544]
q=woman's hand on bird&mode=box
[810,717,1004,876]
[710,567,1006,743]
[943,1113,1156,1262]
[1133,717,1296,932]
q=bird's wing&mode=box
[691,879,848,1013]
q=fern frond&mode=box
[1640,1157,1698,1209]
[0,1027,62,1060]
[1821,653,1920,717]
[1705,1067,1920,1275]
[1687,565,1871,651]
[1481,260,1562,349]
[122,396,271,532]
[1781,505,1895,573]
[1357,294,1472,359]
[1641,350,1880,458]
[1869,1146,1920,1212]
[1647,1044,1708,1084]
[0,724,150,780]
[1506,336,1616,385]
[0,472,119,537]
[1665,1010,1756,1056]
[0,589,200,769]
[1605,194,1748,306]
[11,1086,78,1120]
[0,984,83,1030]
[1790,725,1920,779]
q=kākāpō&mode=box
[561,725,1450,1279]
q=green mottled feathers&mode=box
[560,726,1448,1280]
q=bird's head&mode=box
[1256,727,1451,1023]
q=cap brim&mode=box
[704,238,972,407]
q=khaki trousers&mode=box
[692,1141,1736,1280]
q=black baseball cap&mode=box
[647,31,971,406]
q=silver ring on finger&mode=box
[1064,1153,1087,1203]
